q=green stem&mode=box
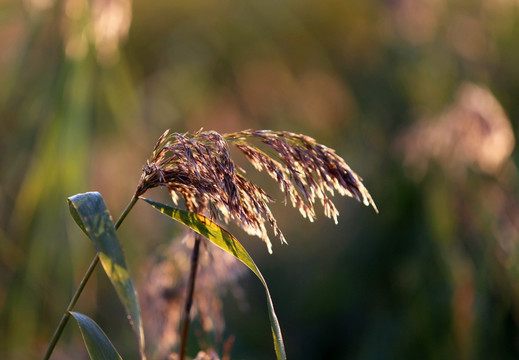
[179,233,202,360]
[42,195,139,360]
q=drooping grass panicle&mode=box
[225,130,378,216]
[136,129,377,253]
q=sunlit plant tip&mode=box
[136,129,377,253]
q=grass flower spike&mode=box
[136,129,377,253]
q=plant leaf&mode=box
[70,311,123,360]
[68,192,145,359]
[141,197,286,360]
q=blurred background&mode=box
[2,0,519,359]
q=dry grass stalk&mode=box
[136,129,377,253]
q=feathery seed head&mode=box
[136,129,377,253]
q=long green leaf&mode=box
[68,192,145,359]
[70,311,123,360]
[141,197,286,360]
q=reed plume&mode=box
[136,129,377,253]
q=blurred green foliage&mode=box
[2,0,519,359]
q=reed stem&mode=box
[179,233,202,360]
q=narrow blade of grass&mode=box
[141,197,286,360]
[70,311,123,360]
[68,192,145,359]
